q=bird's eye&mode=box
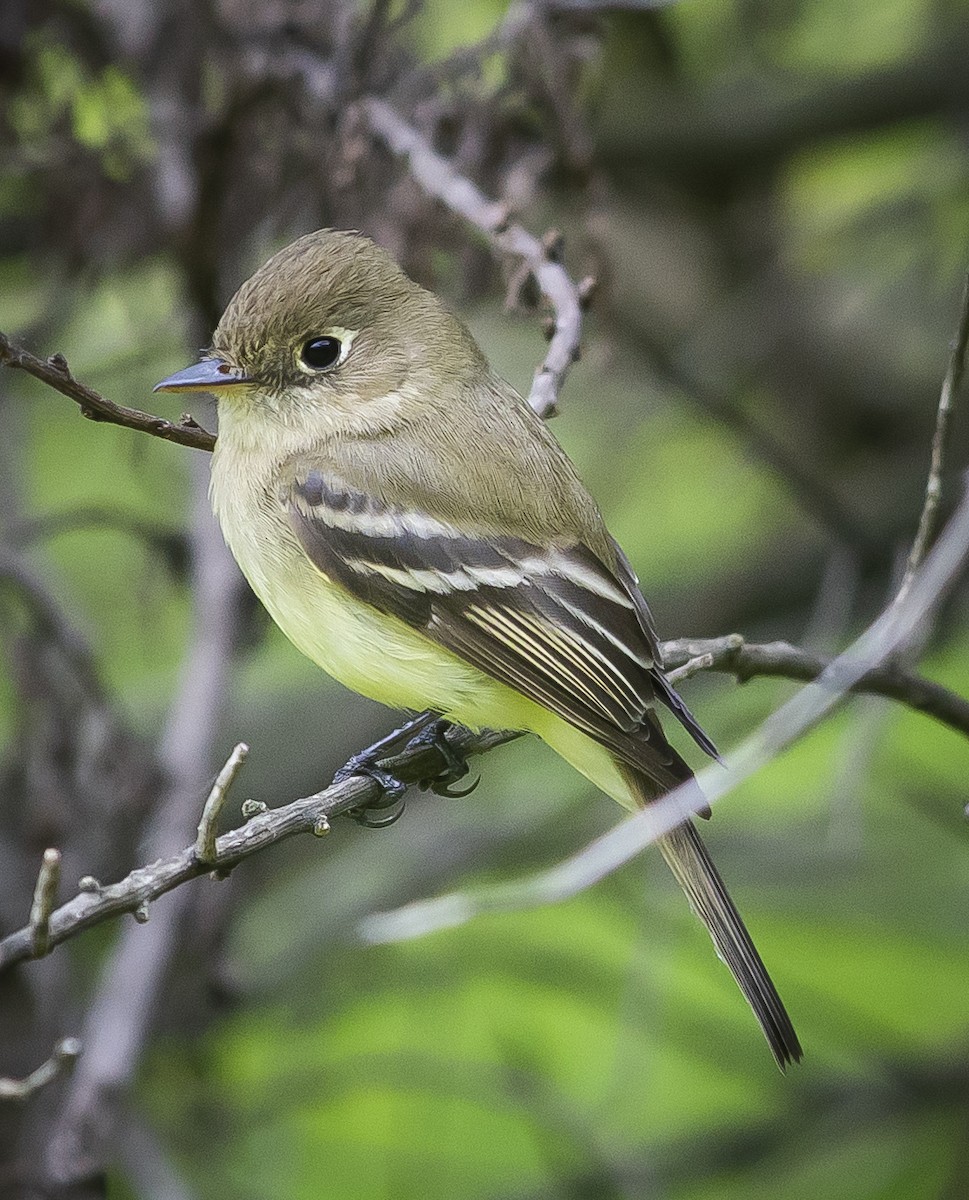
[300,336,342,371]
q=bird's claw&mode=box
[410,719,480,798]
[335,714,477,827]
[334,756,408,829]
[348,796,407,828]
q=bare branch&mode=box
[0,1039,82,1103]
[28,849,62,958]
[894,270,969,607]
[195,743,249,865]
[362,96,584,418]
[661,635,969,738]
[0,332,216,453]
[0,726,517,974]
[4,617,969,973]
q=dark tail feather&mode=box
[658,820,802,1070]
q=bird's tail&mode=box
[656,817,801,1069]
[534,714,800,1067]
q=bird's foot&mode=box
[336,710,443,828]
[410,719,480,798]
[335,745,410,830]
[335,713,478,827]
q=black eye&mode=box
[300,336,342,370]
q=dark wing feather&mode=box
[610,539,720,761]
[287,469,701,779]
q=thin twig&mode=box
[0,332,216,453]
[0,1039,82,1102]
[661,635,969,737]
[29,849,62,958]
[195,742,249,864]
[893,271,969,608]
[362,96,584,418]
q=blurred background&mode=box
[3,0,969,1196]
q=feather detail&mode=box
[287,467,719,772]
[287,468,698,779]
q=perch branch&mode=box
[4,627,969,971]
[362,96,584,418]
[0,332,215,452]
[0,727,516,973]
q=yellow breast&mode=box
[209,432,520,727]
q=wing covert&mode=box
[287,467,714,771]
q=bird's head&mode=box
[154,228,485,440]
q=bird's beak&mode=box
[153,358,251,394]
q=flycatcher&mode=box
[155,228,800,1068]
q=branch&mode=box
[0,332,216,453]
[0,726,517,973]
[0,1039,82,1102]
[894,270,969,607]
[362,96,586,418]
[661,635,969,738]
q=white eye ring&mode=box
[296,327,357,375]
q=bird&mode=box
[154,227,801,1068]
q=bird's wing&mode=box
[286,466,714,779]
[610,540,720,761]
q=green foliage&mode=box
[772,0,930,74]
[783,122,969,281]
[9,40,153,180]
